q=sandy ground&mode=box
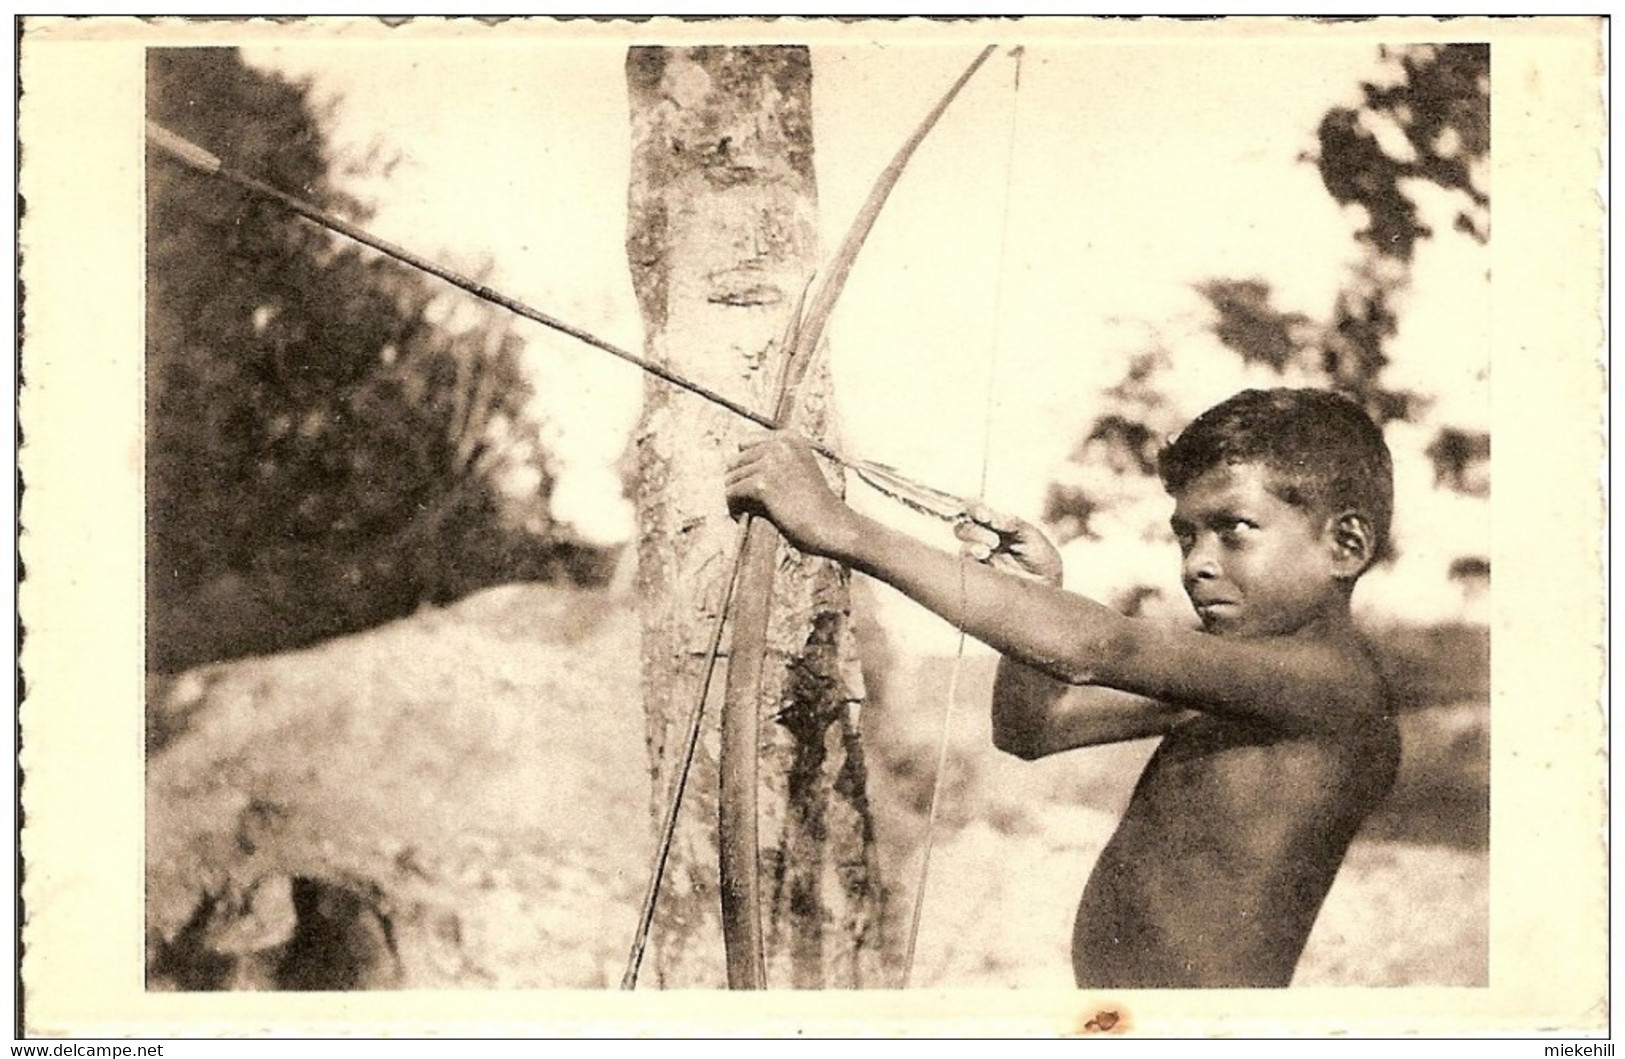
[148,583,1487,989]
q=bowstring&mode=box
[901,44,1024,988]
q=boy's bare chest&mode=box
[1082,716,1398,988]
[1125,715,1370,841]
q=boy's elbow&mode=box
[993,726,1048,762]
[990,705,1050,761]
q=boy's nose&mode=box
[1183,540,1220,583]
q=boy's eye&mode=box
[1218,519,1255,544]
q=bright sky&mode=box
[243,34,1488,648]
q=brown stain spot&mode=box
[1076,1005,1130,1035]
[625,46,667,94]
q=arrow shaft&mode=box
[145,120,838,460]
[145,121,992,527]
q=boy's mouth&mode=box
[1193,600,1238,622]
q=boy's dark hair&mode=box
[1157,388,1394,557]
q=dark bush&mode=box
[146,49,607,672]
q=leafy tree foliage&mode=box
[1048,44,1490,591]
[1315,43,1490,261]
[1313,43,1489,435]
[146,49,603,671]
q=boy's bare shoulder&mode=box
[1098,617,1388,735]
[1279,626,1387,709]
[1250,628,1389,728]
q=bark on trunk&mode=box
[624,44,886,988]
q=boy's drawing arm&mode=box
[991,658,1192,760]
[726,433,1379,736]
[1085,620,1385,734]
[836,517,1381,736]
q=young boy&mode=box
[725,387,1401,988]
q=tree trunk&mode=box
[624,45,887,988]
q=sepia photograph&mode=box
[16,14,1606,1038]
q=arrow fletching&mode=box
[850,459,971,524]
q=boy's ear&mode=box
[1325,511,1375,579]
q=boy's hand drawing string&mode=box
[147,44,1013,990]
[143,120,974,529]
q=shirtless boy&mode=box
[725,387,1402,988]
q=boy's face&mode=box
[1168,461,1342,639]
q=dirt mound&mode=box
[146,583,651,990]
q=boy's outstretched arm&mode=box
[726,434,1119,684]
[725,434,1384,734]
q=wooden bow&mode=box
[143,61,1003,990]
[717,45,996,989]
